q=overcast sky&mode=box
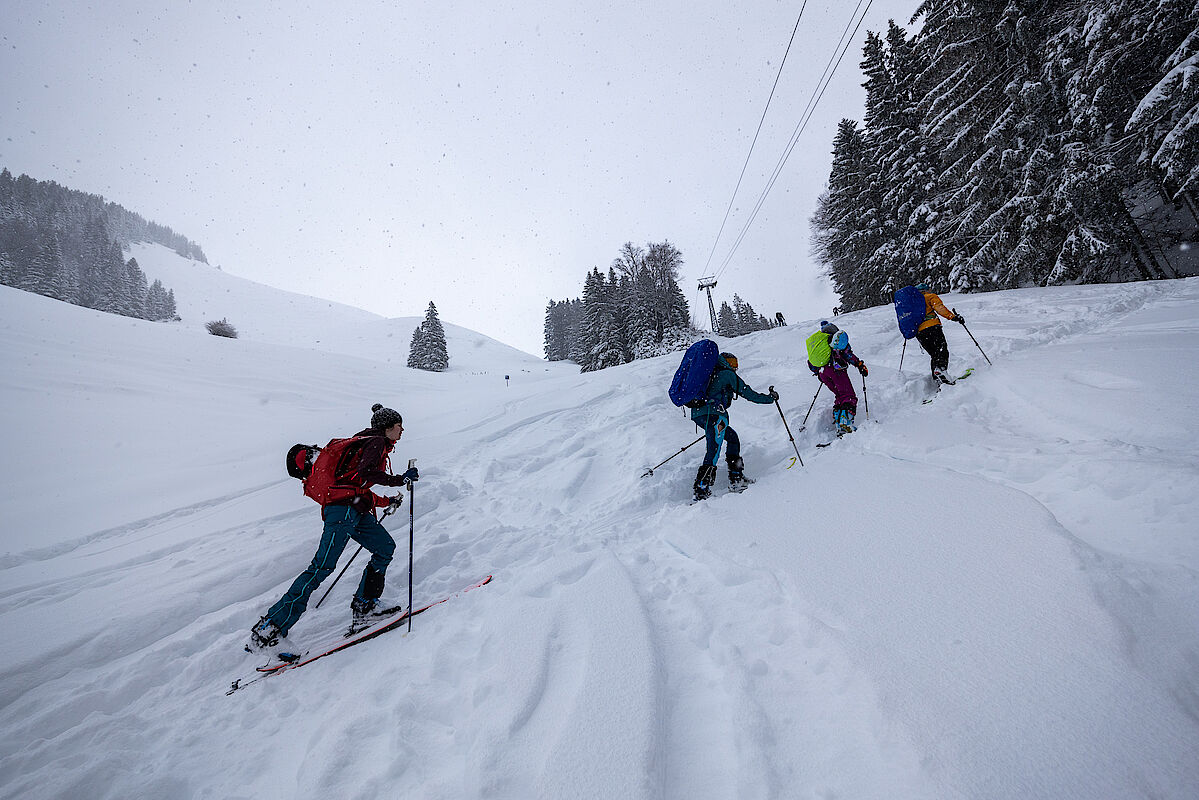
[2,0,916,355]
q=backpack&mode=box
[286,437,373,506]
[805,330,832,368]
[669,339,720,408]
[894,285,927,339]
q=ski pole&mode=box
[899,339,907,372]
[406,459,416,634]
[862,375,869,420]
[771,386,803,467]
[313,500,401,610]
[953,308,992,366]
[641,435,705,477]
[799,382,822,430]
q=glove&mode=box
[858,363,869,377]
[387,494,404,510]
[954,314,965,324]
[401,466,420,483]
[768,388,780,401]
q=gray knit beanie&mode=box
[370,403,402,429]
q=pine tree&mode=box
[811,119,885,311]
[716,301,737,337]
[544,300,572,361]
[1126,15,1199,201]
[407,301,450,372]
[580,269,624,371]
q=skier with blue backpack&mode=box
[692,352,778,500]
[806,321,868,435]
[894,283,965,384]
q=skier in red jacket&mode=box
[247,404,418,651]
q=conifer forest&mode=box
[0,169,202,321]
[810,1,1198,313]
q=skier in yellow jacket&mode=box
[914,283,965,384]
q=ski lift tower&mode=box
[698,276,719,333]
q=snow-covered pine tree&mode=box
[733,295,753,335]
[1125,13,1199,205]
[580,268,624,372]
[125,257,149,318]
[913,0,1029,292]
[619,240,695,358]
[407,301,450,372]
[574,269,603,369]
[716,301,738,337]
[608,266,632,363]
[865,22,938,295]
[811,119,886,311]
[543,299,572,361]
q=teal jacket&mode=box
[690,356,774,422]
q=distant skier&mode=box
[807,321,867,434]
[690,352,778,501]
[912,283,965,384]
[247,404,419,652]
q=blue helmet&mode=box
[831,331,849,351]
[915,282,930,292]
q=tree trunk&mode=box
[1180,190,1199,233]
[1123,206,1172,280]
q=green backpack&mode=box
[805,330,832,368]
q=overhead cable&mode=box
[714,0,874,281]
[700,1,811,278]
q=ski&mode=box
[227,575,492,695]
[923,368,975,403]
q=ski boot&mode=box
[246,616,282,653]
[932,367,956,385]
[727,456,754,493]
[351,596,379,622]
[692,464,717,502]
[833,409,857,436]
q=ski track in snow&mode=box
[2,264,1199,799]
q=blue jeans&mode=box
[697,412,739,467]
[265,504,396,635]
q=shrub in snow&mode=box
[206,318,238,338]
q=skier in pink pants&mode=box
[808,323,868,434]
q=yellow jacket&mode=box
[918,291,955,332]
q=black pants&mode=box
[915,325,949,374]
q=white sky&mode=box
[1,0,917,355]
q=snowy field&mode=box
[1,247,1197,799]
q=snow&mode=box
[2,257,1198,799]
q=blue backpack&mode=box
[894,286,926,340]
[669,339,720,408]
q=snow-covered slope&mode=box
[1,276,1198,799]
[128,242,548,371]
